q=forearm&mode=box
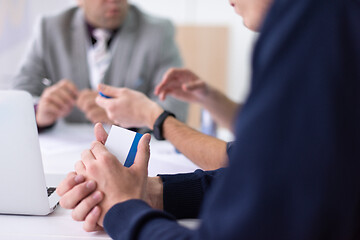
[104,200,193,240]
[163,116,227,170]
[144,103,227,170]
[200,87,239,132]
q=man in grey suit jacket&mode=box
[13,1,187,128]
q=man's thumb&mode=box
[98,84,119,98]
[133,134,151,171]
[94,123,108,144]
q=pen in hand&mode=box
[99,92,112,99]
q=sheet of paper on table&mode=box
[39,121,200,177]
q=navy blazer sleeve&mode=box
[103,0,360,239]
[159,169,224,219]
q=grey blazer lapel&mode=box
[70,8,91,90]
[104,6,138,87]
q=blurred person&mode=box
[58,0,360,238]
[12,0,187,128]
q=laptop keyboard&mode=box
[47,187,56,197]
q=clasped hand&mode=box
[36,79,112,126]
[56,123,151,232]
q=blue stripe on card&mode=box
[124,133,143,168]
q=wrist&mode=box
[198,86,217,109]
[153,111,176,140]
[196,84,213,106]
[36,112,56,128]
[146,177,163,210]
[147,103,164,130]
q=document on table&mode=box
[38,120,199,176]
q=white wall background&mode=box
[0,0,74,88]
[0,0,256,103]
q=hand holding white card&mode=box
[105,125,143,167]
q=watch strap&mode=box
[153,111,176,140]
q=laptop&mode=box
[0,90,60,215]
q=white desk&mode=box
[0,122,200,239]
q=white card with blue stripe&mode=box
[105,125,143,167]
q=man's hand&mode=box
[56,171,163,232]
[36,79,78,127]
[96,84,163,129]
[77,89,112,124]
[155,68,209,104]
[56,172,104,232]
[56,123,163,231]
[81,133,152,226]
[55,123,108,232]
[92,123,164,211]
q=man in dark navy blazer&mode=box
[57,0,360,238]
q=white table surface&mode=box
[0,121,200,239]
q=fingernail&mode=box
[74,175,84,183]
[86,181,95,190]
[146,134,151,144]
[92,191,102,201]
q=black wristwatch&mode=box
[153,110,176,140]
